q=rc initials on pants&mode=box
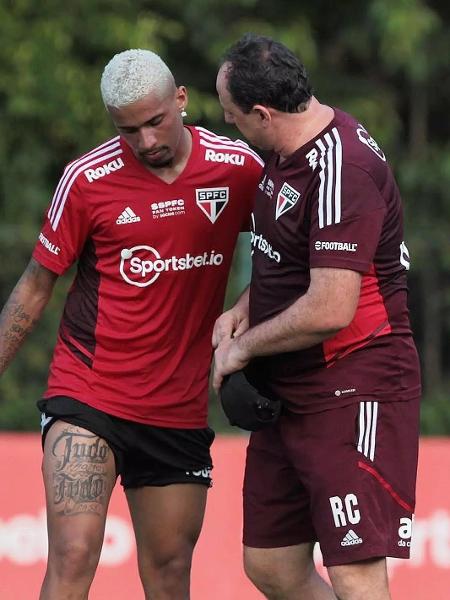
[329,494,361,527]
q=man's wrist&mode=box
[234,333,251,363]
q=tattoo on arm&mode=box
[50,428,113,516]
[0,294,38,372]
[0,259,56,373]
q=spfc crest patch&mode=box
[195,187,229,223]
[275,182,301,220]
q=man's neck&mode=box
[275,97,334,160]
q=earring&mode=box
[181,109,187,118]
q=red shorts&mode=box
[243,397,420,566]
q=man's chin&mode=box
[144,157,174,169]
[135,146,172,167]
[139,151,174,169]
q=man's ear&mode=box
[176,85,188,111]
[252,104,272,126]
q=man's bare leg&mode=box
[244,543,337,599]
[126,483,207,600]
[40,421,116,600]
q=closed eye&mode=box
[119,115,164,134]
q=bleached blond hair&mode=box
[100,49,175,108]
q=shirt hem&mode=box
[283,387,422,415]
[42,391,208,429]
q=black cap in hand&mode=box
[220,370,282,431]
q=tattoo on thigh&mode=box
[50,428,111,516]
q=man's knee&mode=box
[244,549,276,591]
[328,558,390,600]
[148,550,192,577]
[138,543,194,594]
[244,551,275,595]
[244,546,317,598]
[49,538,100,581]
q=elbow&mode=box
[316,310,356,336]
[333,311,355,331]
[318,323,345,338]
[330,319,352,335]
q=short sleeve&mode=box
[239,154,264,232]
[309,164,386,273]
[32,170,90,275]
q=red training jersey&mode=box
[246,108,421,413]
[33,126,263,427]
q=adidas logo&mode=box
[340,530,363,546]
[116,207,141,225]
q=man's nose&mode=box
[138,126,157,150]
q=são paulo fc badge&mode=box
[276,182,301,220]
[195,187,229,223]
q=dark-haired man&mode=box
[213,33,421,600]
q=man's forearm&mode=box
[0,260,56,374]
[212,267,361,390]
[234,285,250,313]
[213,285,341,390]
[234,292,338,361]
[0,289,39,373]
[232,268,361,361]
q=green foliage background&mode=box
[0,0,448,433]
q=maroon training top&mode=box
[246,108,421,413]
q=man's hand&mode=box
[212,307,249,348]
[212,336,250,391]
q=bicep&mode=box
[309,166,386,273]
